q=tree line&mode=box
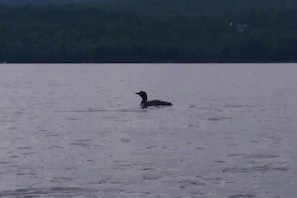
[0,0,297,63]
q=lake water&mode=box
[0,64,296,198]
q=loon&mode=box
[135,91,172,108]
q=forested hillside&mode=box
[0,0,297,63]
[0,0,108,6]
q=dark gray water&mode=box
[0,64,296,198]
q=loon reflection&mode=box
[135,91,172,108]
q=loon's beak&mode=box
[135,92,140,95]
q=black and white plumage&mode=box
[135,91,172,108]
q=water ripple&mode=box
[229,193,256,198]
[222,164,288,173]
[0,187,97,198]
[55,108,142,113]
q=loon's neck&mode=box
[141,99,147,104]
[141,101,148,108]
[141,99,148,108]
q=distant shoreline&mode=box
[1,1,297,63]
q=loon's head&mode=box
[135,91,147,102]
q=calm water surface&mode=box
[0,64,296,198]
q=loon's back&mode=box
[144,100,172,107]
